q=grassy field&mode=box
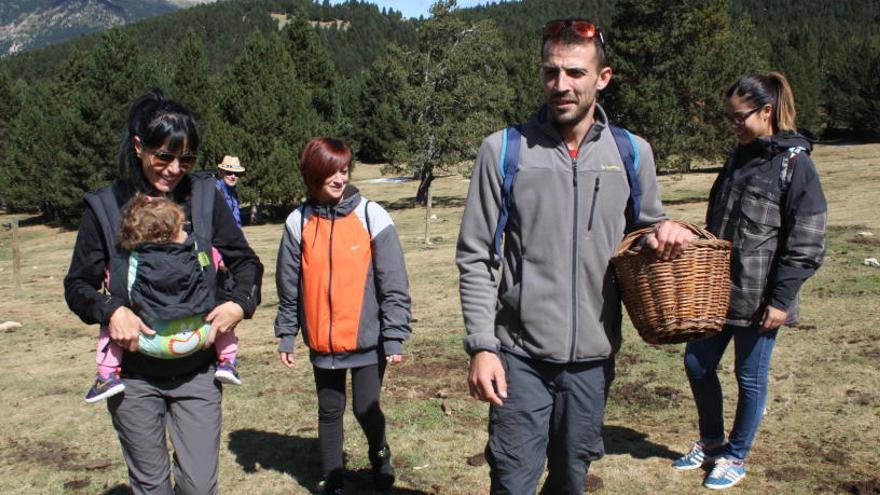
[0,143,878,494]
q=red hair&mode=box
[299,137,351,197]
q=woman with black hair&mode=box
[671,72,827,489]
[64,90,263,494]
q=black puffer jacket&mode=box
[706,131,827,327]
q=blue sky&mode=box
[329,1,494,19]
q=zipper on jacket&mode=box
[328,209,337,364]
[587,176,600,231]
[570,157,579,361]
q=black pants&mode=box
[313,362,387,477]
[486,352,614,495]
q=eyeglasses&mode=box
[543,19,606,52]
[146,148,198,169]
[723,106,762,126]
[221,171,242,178]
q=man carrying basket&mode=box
[456,18,693,494]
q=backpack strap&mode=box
[608,125,642,226]
[84,186,128,297]
[492,125,522,266]
[780,146,806,189]
[189,177,218,292]
[364,200,373,239]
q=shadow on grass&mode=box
[102,485,132,494]
[603,425,680,460]
[228,429,431,494]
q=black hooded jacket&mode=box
[706,131,827,326]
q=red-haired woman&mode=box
[274,137,412,495]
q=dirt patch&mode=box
[585,473,604,492]
[5,439,113,472]
[611,381,681,408]
[838,479,880,494]
[466,452,485,467]
[796,440,850,466]
[388,357,469,399]
[765,465,807,482]
[863,349,880,359]
[845,389,875,406]
[63,479,91,490]
[847,236,880,247]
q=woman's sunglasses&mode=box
[147,149,198,169]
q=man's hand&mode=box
[644,220,694,261]
[386,354,403,364]
[204,301,245,349]
[468,351,507,406]
[108,306,154,352]
[279,352,294,368]
[760,305,788,332]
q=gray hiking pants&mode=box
[107,367,222,495]
[486,351,614,495]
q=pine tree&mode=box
[215,32,321,215]
[608,0,767,171]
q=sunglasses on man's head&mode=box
[542,18,606,52]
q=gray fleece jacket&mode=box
[457,104,666,363]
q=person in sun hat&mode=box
[216,155,245,228]
[456,18,693,493]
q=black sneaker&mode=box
[318,469,345,495]
[370,445,395,490]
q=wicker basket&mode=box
[611,222,732,344]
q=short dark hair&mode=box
[541,19,608,68]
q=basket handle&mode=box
[615,221,716,257]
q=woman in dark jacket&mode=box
[671,72,827,490]
[64,90,263,495]
[274,137,412,495]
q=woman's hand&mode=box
[759,305,788,332]
[279,352,295,368]
[108,306,155,352]
[386,354,403,365]
[204,301,244,349]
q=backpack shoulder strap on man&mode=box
[492,125,522,266]
[608,125,642,226]
[492,123,643,265]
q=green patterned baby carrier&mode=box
[85,177,218,359]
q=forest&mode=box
[0,0,878,223]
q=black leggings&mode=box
[314,362,387,476]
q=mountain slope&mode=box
[0,0,215,57]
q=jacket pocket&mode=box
[736,185,781,252]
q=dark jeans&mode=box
[684,324,778,461]
[107,367,222,495]
[313,362,387,477]
[486,351,614,495]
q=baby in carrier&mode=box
[85,194,242,403]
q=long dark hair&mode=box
[118,90,200,193]
[725,72,797,133]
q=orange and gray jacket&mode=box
[457,105,667,363]
[274,186,412,369]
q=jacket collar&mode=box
[307,185,361,218]
[531,103,609,151]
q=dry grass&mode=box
[0,143,878,494]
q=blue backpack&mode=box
[492,124,642,265]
